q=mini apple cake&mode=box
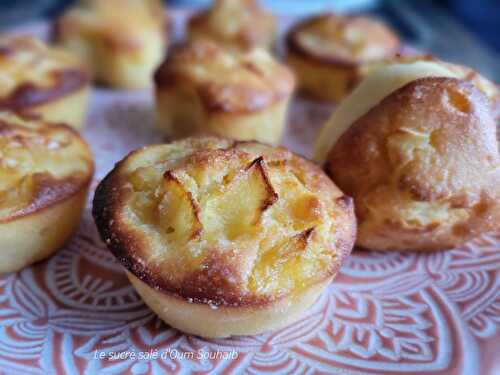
[0,35,90,129]
[93,136,355,337]
[54,0,168,89]
[286,13,400,102]
[154,40,295,145]
[188,0,276,51]
[315,61,500,251]
[0,111,94,273]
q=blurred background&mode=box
[0,0,498,80]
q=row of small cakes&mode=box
[93,68,500,338]
[0,14,97,274]
[0,1,103,273]
[4,56,496,337]
[0,0,498,341]
[4,0,497,146]
[0,0,171,266]
[51,0,275,90]
[0,0,289,277]
[0,0,279,277]
[0,0,168,131]
[1,1,498,263]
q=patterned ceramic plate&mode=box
[1,10,499,375]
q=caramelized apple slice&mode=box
[202,156,278,240]
[260,227,315,265]
[248,227,315,293]
[159,171,203,242]
[279,227,315,257]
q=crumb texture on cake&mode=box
[0,36,88,109]
[155,40,295,113]
[188,0,275,50]
[288,13,400,65]
[93,137,355,306]
[0,111,93,222]
[326,77,500,251]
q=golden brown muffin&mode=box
[154,40,295,145]
[0,35,90,130]
[0,111,94,273]
[188,0,276,51]
[54,0,168,89]
[93,136,355,337]
[286,13,400,102]
[317,63,500,251]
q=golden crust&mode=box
[0,111,93,222]
[326,77,500,251]
[0,36,90,128]
[286,13,400,102]
[54,0,168,89]
[188,0,276,51]
[93,136,355,310]
[154,40,295,144]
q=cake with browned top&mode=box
[0,111,93,273]
[286,13,400,102]
[155,40,295,145]
[93,136,355,337]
